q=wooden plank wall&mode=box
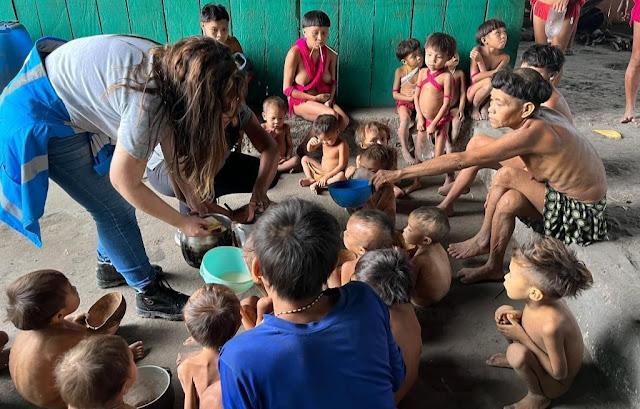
[4,0,524,107]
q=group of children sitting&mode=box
[1,4,589,409]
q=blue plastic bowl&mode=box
[328,179,373,208]
[200,246,253,294]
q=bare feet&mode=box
[401,149,418,166]
[620,110,635,124]
[457,264,505,284]
[299,178,314,187]
[402,178,422,196]
[436,203,454,217]
[129,341,146,361]
[448,234,490,259]
[437,183,470,196]
[503,393,551,409]
[486,353,511,368]
[471,106,482,121]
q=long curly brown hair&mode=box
[122,36,247,200]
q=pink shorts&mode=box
[631,2,640,25]
[395,100,415,113]
[530,0,585,21]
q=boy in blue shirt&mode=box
[219,198,405,409]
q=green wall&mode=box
[3,0,524,107]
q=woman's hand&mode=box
[178,214,212,237]
[314,93,331,103]
[372,169,402,190]
[250,190,271,213]
[553,0,569,12]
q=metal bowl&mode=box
[180,213,234,268]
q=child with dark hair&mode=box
[55,335,137,409]
[339,209,396,286]
[219,199,405,409]
[349,144,397,221]
[178,284,242,409]
[467,19,510,120]
[300,114,349,194]
[201,3,243,54]
[262,96,299,172]
[414,33,456,194]
[403,207,452,306]
[392,38,423,166]
[488,236,593,409]
[6,270,144,409]
[353,248,422,403]
[520,44,573,121]
[283,10,349,129]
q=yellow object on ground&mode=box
[592,129,623,139]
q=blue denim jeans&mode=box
[48,133,156,290]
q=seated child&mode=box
[239,235,273,329]
[415,33,456,193]
[350,144,397,222]
[346,120,391,178]
[392,38,422,165]
[520,44,573,122]
[467,19,510,120]
[402,207,452,307]
[201,3,244,55]
[55,335,137,409]
[178,284,242,409]
[261,96,299,172]
[487,236,593,409]
[300,114,349,194]
[6,270,144,409]
[337,209,396,286]
[353,248,422,403]
[438,52,467,196]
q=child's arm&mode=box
[392,68,414,102]
[414,69,426,131]
[470,54,511,83]
[426,73,453,136]
[177,364,199,409]
[255,297,273,326]
[284,125,294,158]
[500,316,569,380]
[306,136,321,152]
[283,49,326,103]
[469,47,485,80]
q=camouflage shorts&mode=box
[520,185,608,246]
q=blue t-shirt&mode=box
[219,281,406,409]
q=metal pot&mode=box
[125,365,174,409]
[180,213,234,268]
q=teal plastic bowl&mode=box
[328,179,373,208]
[200,246,253,294]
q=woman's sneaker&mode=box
[96,263,163,289]
[135,278,189,321]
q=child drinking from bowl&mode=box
[6,270,145,409]
[178,284,242,409]
[350,144,397,221]
[300,114,349,194]
[55,335,137,409]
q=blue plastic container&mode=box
[200,246,253,294]
[328,179,373,208]
[0,21,33,91]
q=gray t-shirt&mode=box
[45,35,163,161]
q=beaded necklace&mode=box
[274,292,325,317]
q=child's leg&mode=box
[471,78,492,120]
[345,165,356,179]
[397,106,416,164]
[294,101,339,123]
[327,171,346,184]
[449,107,462,146]
[277,155,301,173]
[129,341,146,361]
[623,22,640,123]
[532,15,549,45]
[300,156,320,186]
[504,342,570,408]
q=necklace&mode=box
[275,292,324,316]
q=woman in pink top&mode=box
[283,10,349,130]
[622,0,640,123]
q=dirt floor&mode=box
[1,40,638,408]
